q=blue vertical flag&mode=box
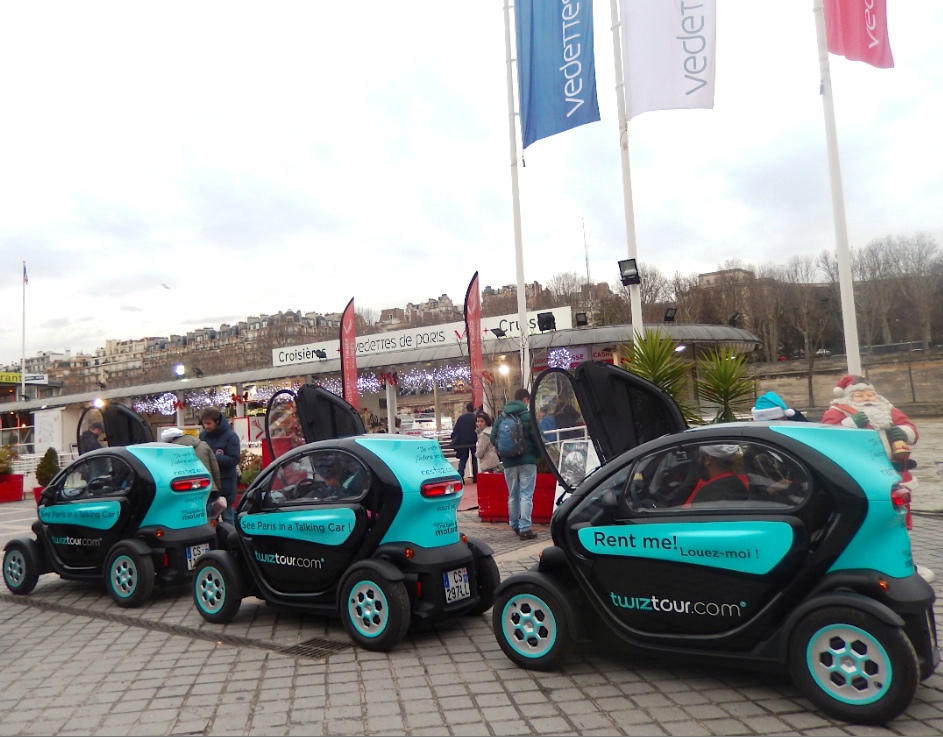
[23,262,28,286]
[516,0,601,148]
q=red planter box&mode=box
[477,471,557,524]
[0,474,25,503]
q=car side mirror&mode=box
[599,489,619,510]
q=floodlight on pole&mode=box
[664,307,677,323]
[491,328,507,338]
[314,349,327,359]
[173,364,185,378]
[536,312,556,332]
[618,259,641,286]
[192,367,204,378]
[575,312,588,327]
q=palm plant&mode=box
[696,346,754,423]
[619,329,699,425]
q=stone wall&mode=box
[753,352,943,417]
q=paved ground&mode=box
[1,421,943,736]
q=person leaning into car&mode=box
[683,444,749,508]
[199,408,241,523]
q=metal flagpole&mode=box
[812,0,862,375]
[609,0,644,339]
[21,261,27,401]
[503,0,531,389]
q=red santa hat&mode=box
[833,374,872,398]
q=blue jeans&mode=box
[504,464,537,532]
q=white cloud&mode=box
[1,1,940,363]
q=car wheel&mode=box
[104,545,155,608]
[466,555,500,616]
[789,605,920,725]
[493,583,569,670]
[3,540,41,595]
[193,554,245,624]
[340,569,410,652]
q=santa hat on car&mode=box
[833,374,872,399]
[752,392,796,421]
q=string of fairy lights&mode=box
[130,350,575,417]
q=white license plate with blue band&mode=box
[443,566,471,603]
[186,543,211,570]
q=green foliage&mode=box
[0,445,17,475]
[619,329,699,425]
[696,346,755,424]
[239,450,263,486]
[35,447,61,487]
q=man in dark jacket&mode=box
[491,388,541,540]
[199,408,241,523]
[450,402,479,482]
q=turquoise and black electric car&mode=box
[3,403,215,607]
[191,384,498,652]
[491,361,938,725]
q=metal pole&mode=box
[503,0,531,388]
[609,0,644,339]
[812,0,862,375]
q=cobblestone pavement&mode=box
[2,421,943,736]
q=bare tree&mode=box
[745,264,788,362]
[671,272,703,323]
[893,232,939,349]
[854,238,899,346]
[545,272,585,307]
[782,255,830,406]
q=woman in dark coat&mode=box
[198,408,241,523]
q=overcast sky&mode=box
[1,1,940,366]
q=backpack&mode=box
[494,411,526,459]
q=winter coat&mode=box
[475,427,500,472]
[199,415,241,484]
[78,430,102,455]
[451,410,478,450]
[490,399,540,468]
[172,435,222,495]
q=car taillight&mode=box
[891,487,910,507]
[171,477,211,491]
[420,480,463,498]
[891,484,913,530]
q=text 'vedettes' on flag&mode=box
[824,0,894,69]
[515,0,601,147]
[620,0,716,120]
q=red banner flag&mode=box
[824,0,894,69]
[339,297,360,410]
[463,272,483,409]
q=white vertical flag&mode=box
[620,0,716,120]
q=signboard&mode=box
[0,372,49,385]
[271,307,573,368]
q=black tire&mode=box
[466,555,500,616]
[340,568,410,652]
[492,582,570,670]
[104,545,155,608]
[789,605,920,725]
[192,553,245,624]
[2,540,41,595]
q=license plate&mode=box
[443,566,470,603]
[186,543,211,570]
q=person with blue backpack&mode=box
[491,388,541,540]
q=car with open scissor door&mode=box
[491,361,938,725]
[191,384,499,651]
[3,403,215,607]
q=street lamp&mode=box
[173,364,186,378]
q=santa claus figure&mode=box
[821,374,932,582]
[821,374,917,469]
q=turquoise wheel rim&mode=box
[3,549,27,588]
[347,580,389,638]
[501,592,558,659]
[195,565,226,615]
[109,554,138,599]
[806,623,892,705]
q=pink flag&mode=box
[463,272,483,409]
[339,298,360,410]
[824,0,894,69]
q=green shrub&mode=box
[35,447,61,487]
[0,445,17,475]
